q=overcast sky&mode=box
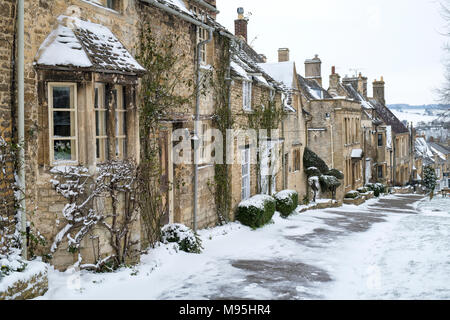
[217,0,446,105]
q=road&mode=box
[40,194,450,300]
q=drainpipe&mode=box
[193,28,213,232]
[17,0,27,260]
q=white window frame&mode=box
[197,26,207,65]
[48,82,78,166]
[200,123,208,162]
[241,148,251,200]
[95,83,108,163]
[243,80,252,111]
[113,85,127,160]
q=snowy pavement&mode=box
[37,194,450,300]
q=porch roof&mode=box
[34,16,146,76]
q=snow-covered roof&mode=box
[297,75,331,101]
[370,98,409,134]
[343,84,374,110]
[415,137,435,165]
[429,142,449,161]
[258,61,296,89]
[34,16,145,75]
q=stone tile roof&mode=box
[370,98,409,134]
[297,75,332,101]
[34,16,145,75]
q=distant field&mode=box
[390,108,441,126]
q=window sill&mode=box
[200,64,212,71]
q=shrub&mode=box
[357,187,368,194]
[302,194,310,205]
[305,167,321,177]
[327,169,344,180]
[274,190,299,218]
[303,148,329,175]
[344,190,360,199]
[161,224,203,254]
[319,175,341,200]
[366,183,386,197]
[236,195,276,229]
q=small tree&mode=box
[423,165,437,200]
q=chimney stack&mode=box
[305,54,322,86]
[278,48,290,62]
[329,66,340,96]
[373,77,385,105]
[234,7,248,42]
[357,73,368,99]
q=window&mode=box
[113,85,127,160]
[106,0,120,11]
[241,148,251,200]
[378,133,383,147]
[191,5,206,20]
[378,165,383,179]
[197,27,207,64]
[94,84,108,162]
[293,149,301,172]
[48,83,78,164]
[243,81,252,111]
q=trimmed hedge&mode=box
[274,190,299,218]
[327,169,344,180]
[344,190,360,199]
[161,224,203,254]
[357,187,368,194]
[366,183,386,197]
[236,195,276,229]
[305,167,321,177]
[303,148,329,175]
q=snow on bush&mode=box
[274,190,299,218]
[161,224,203,254]
[236,195,276,229]
[366,183,386,197]
[344,190,360,199]
[303,148,329,175]
[305,167,321,177]
[357,187,368,194]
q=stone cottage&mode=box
[300,61,364,199]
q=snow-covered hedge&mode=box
[366,183,386,197]
[357,187,368,194]
[274,190,299,218]
[344,190,360,199]
[236,195,276,229]
[161,224,203,254]
[303,148,329,175]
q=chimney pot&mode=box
[332,66,336,75]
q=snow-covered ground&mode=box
[391,109,440,126]
[37,194,450,300]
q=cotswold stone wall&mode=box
[0,262,48,300]
[21,0,143,269]
[0,0,16,249]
